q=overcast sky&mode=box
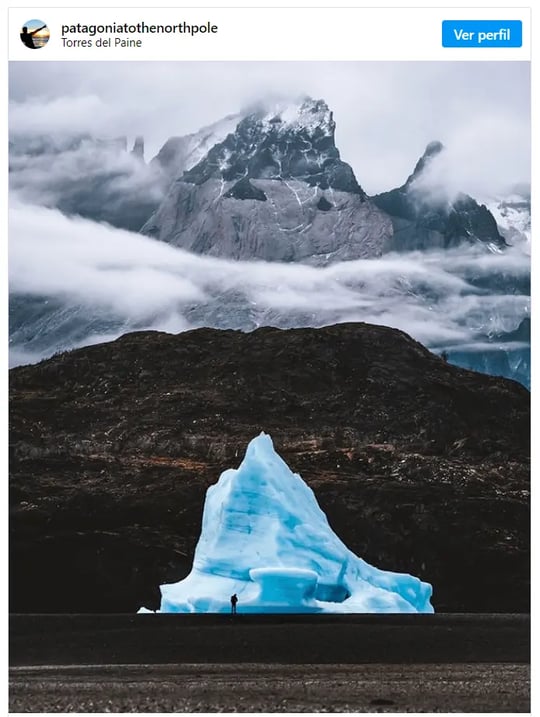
[9,61,530,195]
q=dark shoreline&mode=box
[10,613,530,666]
[10,614,530,712]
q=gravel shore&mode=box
[9,662,530,713]
[10,614,530,712]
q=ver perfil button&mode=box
[442,20,522,48]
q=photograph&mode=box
[9,60,530,712]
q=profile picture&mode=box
[20,19,50,50]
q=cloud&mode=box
[408,119,531,204]
[9,137,165,231]
[9,200,530,364]
[9,61,530,195]
[9,94,113,137]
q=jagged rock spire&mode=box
[406,140,445,185]
[131,136,145,161]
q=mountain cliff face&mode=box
[141,99,393,263]
[10,323,529,613]
[142,105,507,261]
[373,141,507,252]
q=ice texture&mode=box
[143,433,434,614]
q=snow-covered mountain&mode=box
[144,433,433,614]
[142,101,507,262]
[9,96,530,388]
[10,97,511,259]
[142,98,392,263]
[484,185,531,251]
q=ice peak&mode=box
[232,431,305,498]
[244,431,274,457]
[152,434,434,614]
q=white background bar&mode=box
[9,7,531,61]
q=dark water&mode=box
[10,613,530,666]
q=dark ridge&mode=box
[10,323,529,613]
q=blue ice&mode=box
[140,433,433,614]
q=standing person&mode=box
[230,593,238,615]
[20,24,46,49]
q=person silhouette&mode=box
[230,593,238,615]
[20,25,46,49]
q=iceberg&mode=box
[142,433,433,614]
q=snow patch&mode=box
[483,192,531,253]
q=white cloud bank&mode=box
[9,200,530,365]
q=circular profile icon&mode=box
[20,19,50,50]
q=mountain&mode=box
[10,100,511,256]
[142,107,507,262]
[372,141,507,252]
[9,97,529,389]
[10,323,529,613]
[499,316,530,343]
[8,114,243,234]
[141,98,393,263]
[485,184,531,250]
[9,237,530,389]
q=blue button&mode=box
[442,20,522,47]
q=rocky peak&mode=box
[131,136,145,161]
[373,139,507,251]
[250,97,334,138]
[406,140,445,185]
[182,97,365,196]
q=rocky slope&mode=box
[10,323,529,613]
